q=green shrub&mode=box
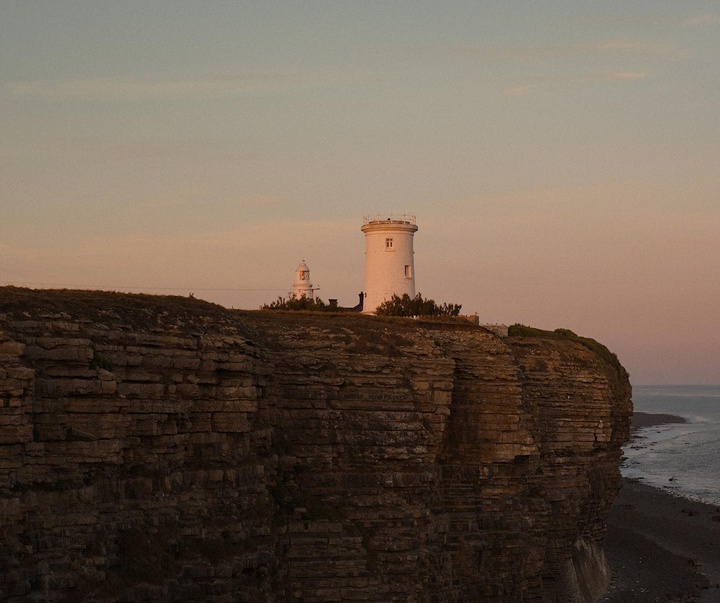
[375,293,461,317]
[261,295,335,312]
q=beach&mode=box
[600,412,720,603]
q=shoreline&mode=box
[600,412,720,602]
[601,479,720,603]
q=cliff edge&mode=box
[0,288,631,602]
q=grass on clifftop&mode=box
[508,323,623,373]
[0,286,233,332]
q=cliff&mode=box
[0,288,631,602]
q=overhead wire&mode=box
[0,280,287,292]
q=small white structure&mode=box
[292,260,317,300]
[361,214,418,313]
[481,323,509,337]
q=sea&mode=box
[622,384,720,506]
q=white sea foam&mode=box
[621,385,720,505]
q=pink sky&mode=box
[1,2,719,384]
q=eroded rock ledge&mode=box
[0,288,631,602]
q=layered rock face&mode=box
[0,289,631,602]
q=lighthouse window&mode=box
[404,265,412,278]
[385,238,394,250]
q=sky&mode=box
[1,1,719,385]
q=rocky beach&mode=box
[601,412,720,603]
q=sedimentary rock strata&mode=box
[0,288,631,602]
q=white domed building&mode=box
[292,260,317,300]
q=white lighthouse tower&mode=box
[361,213,418,314]
[292,260,317,300]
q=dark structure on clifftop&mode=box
[0,288,632,602]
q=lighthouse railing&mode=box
[362,213,416,226]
